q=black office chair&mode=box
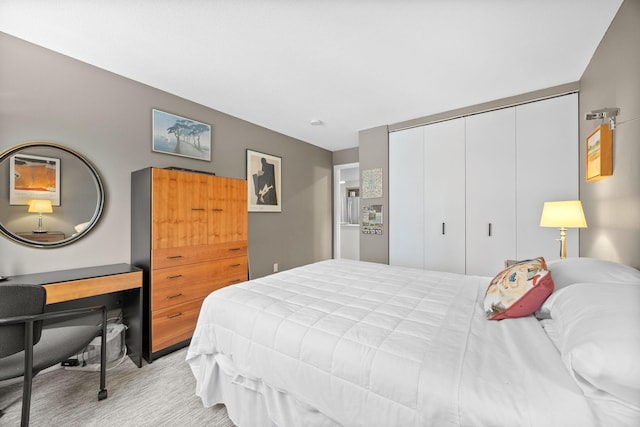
[0,284,108,426]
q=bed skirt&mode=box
[189,352,339,427]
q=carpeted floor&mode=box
[0,347,235,427]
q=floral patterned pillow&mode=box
[484,257,554,320]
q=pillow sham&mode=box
[547,257,640,290]
[547,282,640,406]
[484,257,554,320]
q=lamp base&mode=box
[559,227,567,259]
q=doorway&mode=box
[334,163,360,260]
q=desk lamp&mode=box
[28,199,53,233]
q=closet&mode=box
[389,93,578,276]
[131,167,248,362]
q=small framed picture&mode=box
[586,124,613,182]
[152,109,212,161]
[247,149,281,212]
[10,153,61,206]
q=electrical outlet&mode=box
[273,263,278,273]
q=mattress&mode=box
[186,259,599,426]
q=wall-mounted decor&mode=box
[9,153,60,206]
[152,109,212,161]
[361,168,383,199]
[586,124,613,182]
[362,204,383,235]
[247,149,281,212]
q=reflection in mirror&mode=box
[0,142,105,248]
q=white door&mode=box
[389,126,424,267]
[516,94,579,261]
[466,108,517,276]
[423,118,466,273]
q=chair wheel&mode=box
[98,389,108,400]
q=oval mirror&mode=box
[0,142,105,248]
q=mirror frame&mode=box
[0,141,105,248]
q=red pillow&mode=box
[484,257,554,320]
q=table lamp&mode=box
[539,200,587,259]
[28,199,53,233]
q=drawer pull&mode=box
[167,274,183,279]
[230,263,241,267]
[167,312,183,319]
[167,293,183,300]
[191,208,205,211]
[212,208,224,212]
[166,255,183,260]
[229,279,243,285]
[229,247,242,252]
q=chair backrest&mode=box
[0,284,46,358]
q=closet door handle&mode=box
[167,312,183,319]
[229,247,242,252]
[488,223,492,237]
[167,293,183,300]
[442,222,445,235]
[166,255,183,260]
[167,274,183,279]
[230,263,241,267]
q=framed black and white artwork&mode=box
[247,149,281,212]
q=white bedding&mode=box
[186,259,600,426]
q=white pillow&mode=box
[547,257,640,290]
[74,221,91,233]
[548,282,640,407]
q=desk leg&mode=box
[123,287,143,367]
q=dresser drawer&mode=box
[151,298,203,352]
[151,257,248,310]
[152,241,248,269]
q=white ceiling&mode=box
[0,1,623,152]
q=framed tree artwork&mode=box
[152,109,212,161]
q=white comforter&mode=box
[187,259,598,426]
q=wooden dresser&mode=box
[131,167,248,362]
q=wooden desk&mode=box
[16,231,65,242]
[5,263,143,367]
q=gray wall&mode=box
[579,0,640,269]
[332,147,359,165]
[0,32,332,278]
[358,126,389,263]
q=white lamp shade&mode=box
[28,199,53,213]
[540,200,587,228]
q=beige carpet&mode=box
[0,347,235,427]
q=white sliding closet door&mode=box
[389,126,424,267]
[389,94,578,274]
[465,108,517,276]
[423,118,466,273]
[516,94,579,260]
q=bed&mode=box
[186,258,640,426]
